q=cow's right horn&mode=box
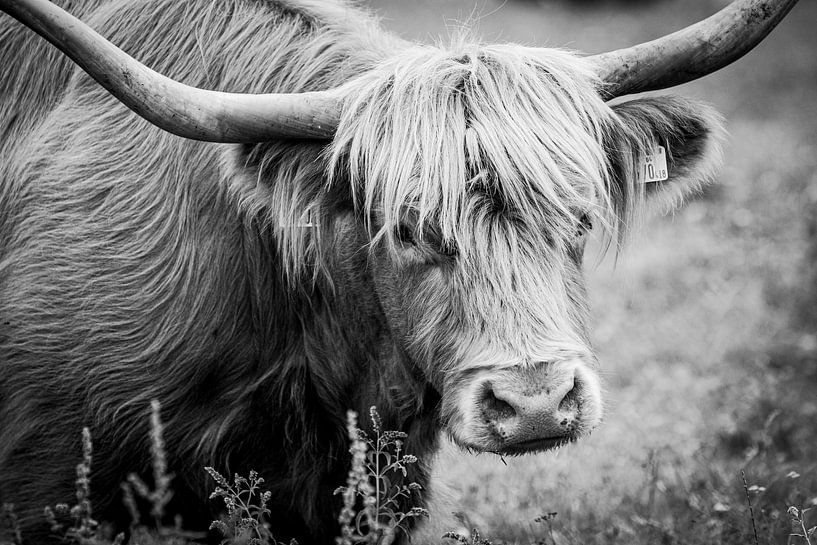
[0,0,341,142]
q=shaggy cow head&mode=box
[322,45,722,454]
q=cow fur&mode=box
[0,0,723,543]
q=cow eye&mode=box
[394,223,415,245]
[576,213,593,237]
[438,239,458,257]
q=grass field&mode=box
[362,1,817,543]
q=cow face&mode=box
[324,45,722,455]
[363,200,601,455]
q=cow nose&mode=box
[480,365,581,447]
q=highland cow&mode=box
[0,0,797,542]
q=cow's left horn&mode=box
[589,0,799,98]
[0,0,341,142]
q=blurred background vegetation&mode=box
[362,0,817,543]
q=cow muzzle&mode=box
[450,359,602,454]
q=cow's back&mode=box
[0,0,393,540]
[0,0,108,250]
[0,0,108,149]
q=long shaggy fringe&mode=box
[329,42,633,260]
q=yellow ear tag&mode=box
[643,145,669,183]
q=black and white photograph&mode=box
[0,0,814,544]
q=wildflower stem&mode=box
[799,514,814,545]
[375,426,381,534]
[740,470,759,545]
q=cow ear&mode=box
[221,142,347,280]
[226,142,350,219]
[606,96,725,213]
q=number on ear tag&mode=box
[297,209,316,227]
[643,145,669,183]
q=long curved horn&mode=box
[0,0,341,141]
[590,0,799,98]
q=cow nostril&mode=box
[480,383,516,421]
[558,376,580,414]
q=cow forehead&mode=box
[331,42,617,253]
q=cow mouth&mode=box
[493,435,576,455]
[447,428,580,456]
